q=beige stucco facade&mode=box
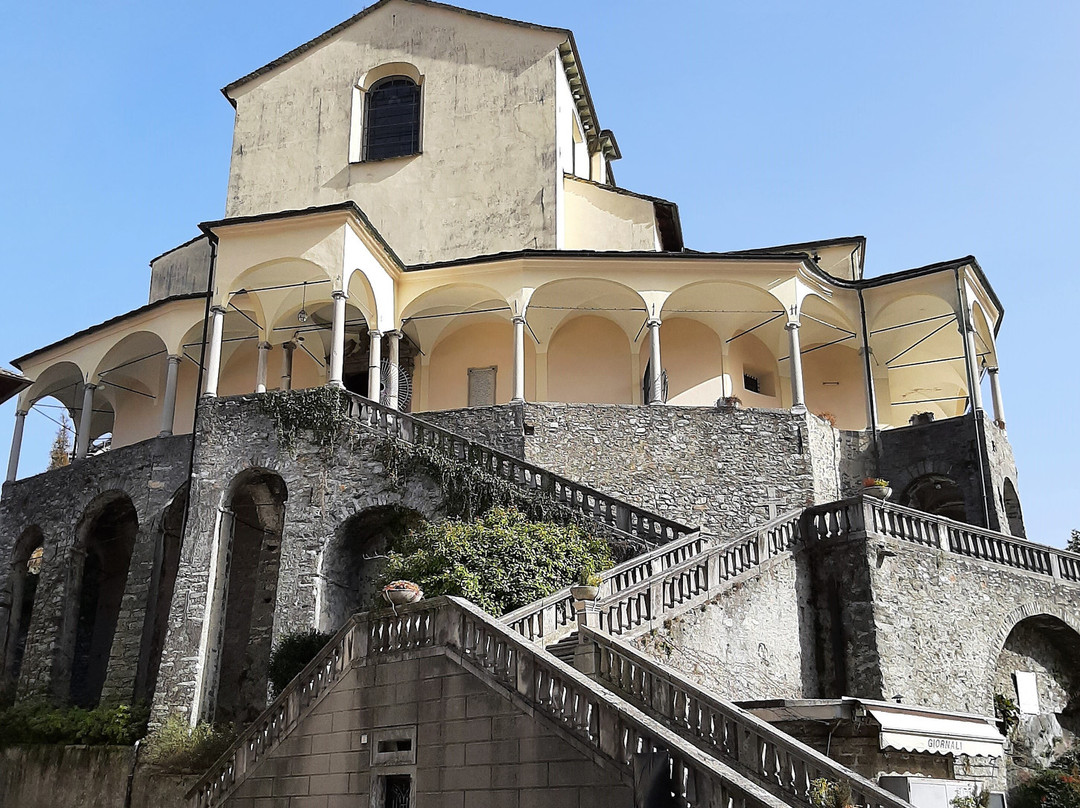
[3,0,1007,480]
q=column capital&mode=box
[83,382,98,391]
[14,409,28,418]
[785,319,801,331]
[167,353,182,365]
[987,365,999,374]
[210,304,227,315]
[282,339,296,350]
[368,329,384,339]
[258,340,273,350]
[385,329,403,339]
[645,317,662,328]
[332,289,348,300]
[511,314,527,325]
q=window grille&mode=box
[743,374,761,394]
[364,77,421,161]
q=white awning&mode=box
[866,704,1006,758]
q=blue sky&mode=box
[1,0,1077,544]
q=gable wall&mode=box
[225,2,565,265]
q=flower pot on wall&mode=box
[383,580,423,606]
[863,485,892,500]
[570,584,599,602]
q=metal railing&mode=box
[803,496,1080,583]
[347,393,695,547]
[190,597,791,808]
[585,627,912,808]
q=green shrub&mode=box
[1012,746,1080,808]
[380,506,613,615]
[0,700,149,746]
[143,714,235,772]
[809,778,852,808]
[267,628,334,696]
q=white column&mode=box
[647,317,663,405]
[367,330,383,402]
[511,316,526,404]
[786,320,806,413]
[255,342,271,394]
[75,383,96,459]
[988,366,1006,426]
[6,409,27,483]
[159,355,181,436]
[386,330,401,410]
[328,291,347,388]
[203,305,226,398]
[280,342,295,391]
[964,322,984,411]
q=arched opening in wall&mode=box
[134,484,188,703]
[320,505,427,632]
[1003,479,1025,538]
[993,615,1080,765]
[4,527,45,683]
[70,494,138,707]
[899,474,967,523]
[214,470,287,726]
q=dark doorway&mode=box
[899,474,967,523]
[5,527,44,683]
[70,495,138,707]
[215,470,287,725]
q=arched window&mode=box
[364,76,421,161]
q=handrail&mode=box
[502,528,708,645]
[583,626,913,808]
[187,615,365,808]
[803,496,1080,584]
[190,596,793,808]
[346,393,696,547]
[599,509,804,638]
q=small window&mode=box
[743,374,761,394]
[381,774,412,808]
[364,77,421,161]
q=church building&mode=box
[0,2,1076,807]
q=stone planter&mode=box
[383,581,423,606]
[863,485,892,500]
[570,584,599,602]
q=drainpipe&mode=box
[857,288,878,450]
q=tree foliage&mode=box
[1012,746,1080,808]
[267,628,334,696]
[47,412,72,470]
[0,700,148,746]
[1068,530,1080,554]
[381,506,613,615]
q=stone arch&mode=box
[65,491,139,707]
[1002,478,1025,538]
[3,526,45,683]
[988,604,1080,757]
[898,473,967,522]
[212,468,288,725]
[318,504,427,632]
[134,483,188,703]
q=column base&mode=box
[157,430,174,438]
[790,404,807,415]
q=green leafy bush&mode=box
[381,506,613,615]
[268,628,334,696]
[1012,746,1080,808]
[0,700,149,746]
[143,714,235,772]
[809,778,852,808]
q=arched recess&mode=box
[993,614,1080,748]
[68,492,139,707]
[1002,479,1025,538]
[898,474,967,523]
[549,315,634,404]
[319,505,427,632]
[213,469,288,725]
[802,343,866,429]
[3,526,45,683]
[647,318,724,406]
[93,331,170,449]
[134,483,188,703]
[660,280,786,408]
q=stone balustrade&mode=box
[803,496,1080,583]
[189,596,791,808]
[584,627,912,808]
[347,393,695,547]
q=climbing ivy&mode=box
[258,387,352,454]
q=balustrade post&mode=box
[573,606,601,677]
[435,603,463,650]
[649,578,663,627]
[706,549,721,594]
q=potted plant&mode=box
[570,568,602,602]
[717,395,742,410]
[382,580,423,606]
[862,477,892,499]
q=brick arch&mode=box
[981,601,1080,710]
[890,459,960,498]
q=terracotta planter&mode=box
[383,581,423,606]
[571,584,599,602]
[863,485,892,500]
